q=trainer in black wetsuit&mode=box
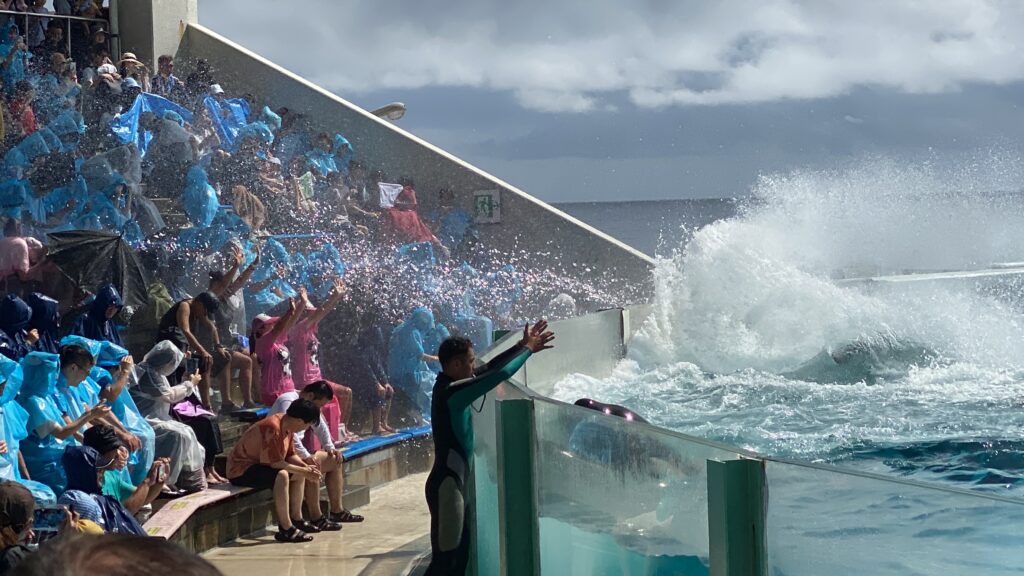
[425,321,554,575]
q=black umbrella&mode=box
[46,230,149,308]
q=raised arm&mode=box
[225,246,261,297]
[302,278,347,327]
[447,321,554,412]
[268,296,306,343]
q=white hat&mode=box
[208,83,225,95]
[97,63,117,75]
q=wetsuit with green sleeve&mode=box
[425,343,531,575]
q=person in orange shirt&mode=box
[226,399,322,543]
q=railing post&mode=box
[495,398,539,576]
[707,458,768,576]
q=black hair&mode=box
[2,219,18,238]
[438,336,474,367]
[59,344,95,370]
[397,176,414,187]
[208,269,227,284]
[83,423,124,455]
[192,292,220,316]
[285,398,320,424]
[13,533,222,576]
[302,381,334,401]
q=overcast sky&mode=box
[199,1,1024,203]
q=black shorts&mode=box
[229,464,280,490]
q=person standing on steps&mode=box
[425,321,555,575]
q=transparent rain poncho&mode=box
[0,353,56,504]
[18,351,75,494]
[388,307,439,418]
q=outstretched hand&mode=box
[519,320,555,353]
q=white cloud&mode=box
[201,0,1024,113]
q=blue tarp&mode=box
[109,94,193,157]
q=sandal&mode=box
[329,509,364,523]
[311,516,342,532]
[274,525,314,543]
[293,519,321,534]
[218,402,239,415]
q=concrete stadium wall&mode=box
[173,23,655,304]
[114,0,197,69]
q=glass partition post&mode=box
[496,398,540,575]
[707,459,767,576]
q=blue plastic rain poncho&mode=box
[304,244,346,301]
[0,23,30,89]
[236,122,274,148]
[424,321,450,373]
[26,293,59,355]
[0,179,28,219]
[332,134,353,176]
[304,144,337,178]
[388,307,438,417]
[0,354,56,504]
[246,238,296,315]
[181,165,219,228]
[109,93,193,157]
[48,109,87,145]
[447,263,493,349]
[397,242,440,294]
[18,351,76,493]
[0,295,34,361]
[93,341,155,486]
[71,285,124,346]
[432,207,476,249]
[4,130,51,172]
[203,95,250,151]
[61,445,147,535]
[176,208,250,254]
[54,335,103,425]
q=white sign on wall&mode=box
[473,189,501,223]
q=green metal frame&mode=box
[495,398,540,575]
[707,458,768,576]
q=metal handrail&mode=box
[0,9,107,25]
[0,8,112,66]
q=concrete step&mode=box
[170,483,370,554]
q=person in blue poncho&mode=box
[304,132,337,178]
[59,443,147,536]
[18,350,109,493]
[332,134,353,177]
[70,284,124,346]
[92,341,155,487]
[0,295,38,361]
[0,354,56,505]
[388,307,441,418]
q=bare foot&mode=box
[371,427,386,436]
[206,474,224,485]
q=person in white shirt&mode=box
[269,381,364,528]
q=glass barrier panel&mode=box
[532,397,746,576]
[471,382,530,575]
[766,459,1024,575]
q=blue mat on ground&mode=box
[233,407,269,422]
[341,424,433,460]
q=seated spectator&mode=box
[78,424,167,514]
[382,178,448,256]
[8,80,37,137]
[270,382,363,529]
[0,353,56,504]
[32,22,67,66]
[92,342,156,487]
[388,307,441,418]
[54,340,141,455]
[18,350,109,493]
[156,292,225,409]
[0,295,37,361]
[429,187,478,257]
[0,480,35,573]
[130,340,207,494]
[25,293,58,354]
[151,54,181,100]
[23,0,49,49]
[226,398,322,543]
[203,246,259,413]
[58,444,146,536]
[70,284,124,346]
[251,295,306,407]
[289,279,357,443]
[117,52,150,93]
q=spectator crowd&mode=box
[0,0,597,568]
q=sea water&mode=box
[544,157,1024,573]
